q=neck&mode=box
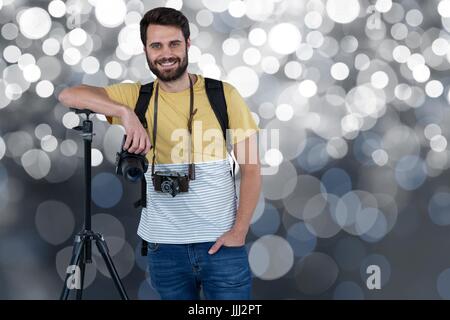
[157,72,197,93]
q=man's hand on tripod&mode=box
[120,108,152,155]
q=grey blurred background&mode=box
[1,0,450,299]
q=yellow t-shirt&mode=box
[104,75,258,164]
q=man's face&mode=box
[144,24,189,82]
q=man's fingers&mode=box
[143,137,151,155]
[137,135,146,154]
[208,239,224,255]
[128,132,140,153]
[124,133,132,150]
[123,119,149,154]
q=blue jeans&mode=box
[146,241,252,300]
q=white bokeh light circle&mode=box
[261,56,280,74]
[268,23,302,55]
[226,66,259,98]
[249,235,294,280]
[196,9,214,27]
[243,47,261,66]
[166,0,183,10]
[326,0,360,24]
[375,0,392,13]
[118,24,143,56]
[202,0,231,12]
[95,0,126,28]
[0,137,6,160]
[284,61,303,79]
[41,135,58,152]
[63,47,81,66]
[68,28,87,46]
[228,0,246,18]
[3,45,21,63]
[438,0,450,18]
[48,0,66,18]
[23,64,41,83]
[18,53,36,70]
[222,38,240,56]
[21,149,51,179]
[298,80,317,98]
[276,104,294,122]
[393,45,411,63]
[105,61,123,79]
[82,56,100,74]
[432,38,449,56]
[36,80,54,98]
[245,0,275,21]
[265,148,284,167]
[92,148,104,166]
[60,139,78,157]
[331,62,349,80]
[425,80,444,98]
[305,11,323,29]
[62,111,80,129]
[249,28,267,46]
[412,64,430,83]
[19,7,52,40]
[371,71,389,89]
[42,38,60,56]
[430,135,447,152]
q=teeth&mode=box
[161,61,176,66]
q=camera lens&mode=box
[121,158,143,182]
[161,180,172,193]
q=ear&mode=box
[186,38,191,50]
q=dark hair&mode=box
[140,7,190,46]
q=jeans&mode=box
[146,241,252,300]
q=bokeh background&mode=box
[1,0,450,299]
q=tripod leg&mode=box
[60,237,85,300]
[75,245,87,300]
[95,237,129,300]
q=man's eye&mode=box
[171,42,179,47]
[151,44,160,49]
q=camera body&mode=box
[152,170,189,197]
[115,135,149,183]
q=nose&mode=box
[160,46,176,60]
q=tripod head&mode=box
[71,108,96,141]
[70,107,95,117]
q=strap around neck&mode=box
[151,74,197,179]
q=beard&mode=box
[146,47,189,82]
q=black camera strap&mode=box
[151,75,197,180]
[150,83,159,176]
[133,83,153,209]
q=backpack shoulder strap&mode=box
[204,77,228,141]
[204,77,236,184]
[134,82,154,129]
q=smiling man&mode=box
[58,7,261,300]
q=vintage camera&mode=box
[115,135,149,183]
[152,170,189,197]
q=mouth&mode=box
[158,60,177,69]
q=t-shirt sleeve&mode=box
[103,82,141,125]
[223,82,259,145]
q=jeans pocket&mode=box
[222,244,246,249]
[148,242,159,252]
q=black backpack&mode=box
[132,77,233,255]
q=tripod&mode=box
[60,109,129,300]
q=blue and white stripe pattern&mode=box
[137,159,238,244]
